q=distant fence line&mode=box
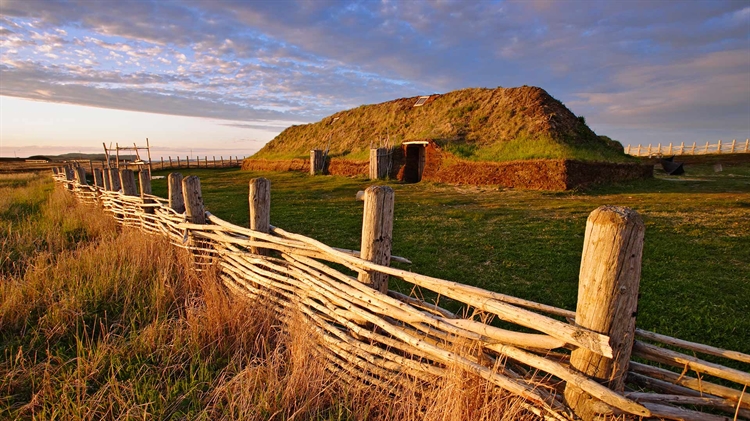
[63,155,247,176]
[52,166,750,421]
[626,139,750,157]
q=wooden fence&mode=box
[51,165,749,421]
[626,139,750,157]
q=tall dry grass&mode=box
[1,173,543,420]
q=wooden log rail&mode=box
[51,169,749,421]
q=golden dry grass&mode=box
[1,173,545,420]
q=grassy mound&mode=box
[254,86,631,163]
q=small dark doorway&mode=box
[403,142,426,183]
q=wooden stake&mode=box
[161,157,164,170]
[564,206,645,421]
[213,156,216,167]
[93,168,104,187]
[103,168,111,190]
[221,156,224,167]
[146,138,153,175]
[186,156,190,169]
[182,175,205,224]
[109,168,121,191]
[205,156,208,167]
[358,185,395,294]
[717,139,722,154]
[88,160,94,177]
[249,178,271,255]
[120,169,138,196]
[168,173,185,213]
[75,166,88,185]
[731,139,736,153]
[691,142,696,155]
[138,170,152,196]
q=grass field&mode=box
[0,173,540,420]
[149,160,750,358]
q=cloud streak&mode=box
[1,0,748,146]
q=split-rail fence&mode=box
[51,165,749,421]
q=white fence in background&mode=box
[626,139,750,157]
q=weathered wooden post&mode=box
[717,139,722,154]
[636,144,641,156]
[186,156,190,169]
[221,156,224,167]
[690,142,696,155]
[93,168,104,188]
[176,156,180,168]
[64,166,74,190]
[745,139,749,153]
[358,185,395,294]
[168,173,185,213]
[679,142,684,155]
[120,169,138,196]
[75,166,88,185]
[564,206,645,420]
[138,170,153,213]
[161,157,164,170]
[109,168,122,191]
[205,156,208,167]
[138,170,152,196]
[182,176,205,224]
[103,168,111,191]
[704,141,710,154]
[310,149,324,175]
[248,178,271,255]
[731,139,736,153]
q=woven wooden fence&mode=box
[51,165,749,421]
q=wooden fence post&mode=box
[205,156,208,167]
[221,156,224,167]
[358,185,395,294]
[120,169,138,196]
[667,143,672,155]
[704,141,710,154]
[717,140,722,154]
[93,168,104,188]
[182,176,205,224]
[745,139,749,153]
[64,166,75,190]
[186,156,190,169]
[679,142,684,155]
[636,145,641,156]
[161,157,164,170]
[564,206,645,420]
[731,139,736,153]
[110,168,121,191]
[75,166,88,185]
[103,168,111,190]
[249,178,271,255]
[310,149,323,175]
[168,173,185,213]
[138,170,152,196]
[691,142,696,155]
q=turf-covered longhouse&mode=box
[244,86,651,190]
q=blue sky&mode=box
[1,0,748,158]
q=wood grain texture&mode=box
[358,185,394,293]
[249,178,271,255]
[565,205,645,420]
[138,170,152,196]
[93,168,104,188]
[109,168,121,191]
[168,173,185,213]
[310,149,324,175]
[182,175,205,224]
[119,169,137,196]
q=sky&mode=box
[1,0,749,158]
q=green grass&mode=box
[151,162,750,357]
[2,173,539,421]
